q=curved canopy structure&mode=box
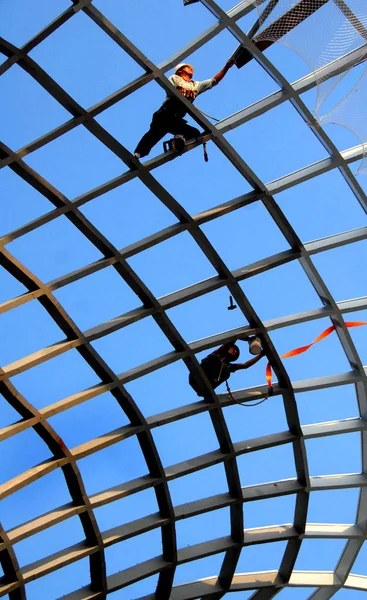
[0,1,366,599]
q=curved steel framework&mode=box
[0,0,366,599]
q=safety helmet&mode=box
[174,63,194,75]
[226,344,240,362]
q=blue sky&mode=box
[1,0,367,599]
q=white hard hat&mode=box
[174,63,194,75]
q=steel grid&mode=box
[0,1,366,599]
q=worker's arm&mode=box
[213,59,235,84]
[230,351,265,371]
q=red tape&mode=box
[266,321,367,394]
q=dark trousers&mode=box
[134,109,201,158]
[189,372,223,397]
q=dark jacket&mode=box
[189,344,239,396]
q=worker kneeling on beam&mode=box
[189,337,265,397]
[134,60,234,159]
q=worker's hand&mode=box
[213,60,235,83]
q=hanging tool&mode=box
[203,142,209,162]
[227,295,237,310]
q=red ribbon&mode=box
[266,321,367,394]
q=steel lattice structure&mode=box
[0,1,367,599]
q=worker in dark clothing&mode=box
[134,60,234,159]
[189,341,265,397]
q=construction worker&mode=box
[134,60,234,159]
[189,340,265,397]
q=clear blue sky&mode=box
[0,0,367,599]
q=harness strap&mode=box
[198,108,220,122]
[216,361,224,382]
[225,381,268,407]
